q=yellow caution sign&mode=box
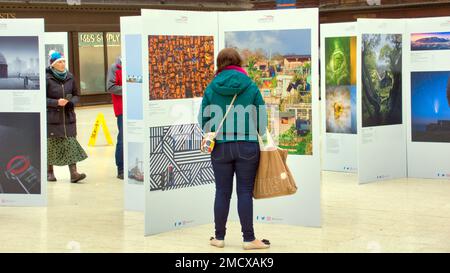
[88,113,113,146]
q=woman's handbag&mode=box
[201,94,237,154]
[253,130,297,199]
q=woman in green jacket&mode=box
[199,48,269,250]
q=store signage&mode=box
[0,13,16,18]
[106,32,120,46]
[78,32,103,47]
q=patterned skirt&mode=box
[47,137,88,166]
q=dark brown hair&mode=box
[216,48,242,72]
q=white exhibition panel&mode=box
[43,32,69,68]
[0,19,47,206]
[357,19,407,184]
[142,10,219,235]
[219,9,321,227]
[405,17,450,179]
[121,16,145,212]
[320,22,358,173]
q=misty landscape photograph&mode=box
[0,36,40,90]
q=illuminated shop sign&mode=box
[0,13,16,18]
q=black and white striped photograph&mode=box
[149,124,214,191]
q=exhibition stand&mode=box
[138,8,321,235]
[0,19,47,206]
[122,16,145,212]
[320,22,358,173]
[356,19,408,184]
[1,10,448,239]
[405,17,450,179]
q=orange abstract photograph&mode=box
[148,35,215,100]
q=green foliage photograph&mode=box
[361,34,402,127]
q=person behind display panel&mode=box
[198,48,270,250]
[46,50,87,183]
[106,56,124,180]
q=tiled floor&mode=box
[0,105,449,252]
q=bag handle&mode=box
[257,128,276,149]
[214,94,237,137]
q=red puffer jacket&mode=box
[111,64,123,117]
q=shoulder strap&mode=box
[214,94,237,136]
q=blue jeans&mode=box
[211,141,260,242]
[116,114,124,174]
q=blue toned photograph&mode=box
[411,71,450,143]
[225,29,311,57]
[127,83,143,120]
[125,34,143,120]
[125,34,142,83]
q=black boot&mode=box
[69,164,86,183]
[47,165,57,182]
[117,169,124,180]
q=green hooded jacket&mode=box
[198,69,267,143]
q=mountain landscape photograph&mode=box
[411,32,450,51]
